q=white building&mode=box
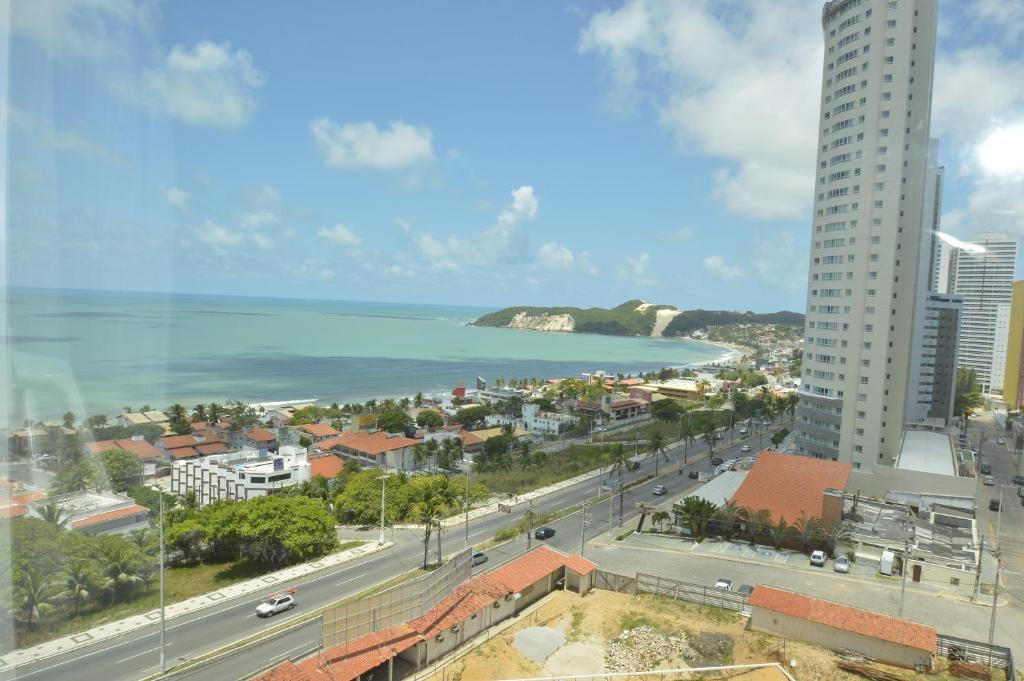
[951,233,1018,393]
[170,445,311,507]
[796,0,939,470]
[27,491,151,534]
[522,403,577,435]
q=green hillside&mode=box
[662,310,804,337]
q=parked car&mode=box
[714,578,732,590]
[255,594,295,617]
[711,457,723,466]
[1013,475,1024,485]
[740,445,751,453]
[980,463,992,475]
[472,551,488,566]
[833,556,851,573]
[983,476,995,486]
[997,438,1006,445]
[688,470,699,479]
[738,427,748,435]
[810,550,827,567]
[737,584,754,596]
[652,484,668,496]
[989,499,1001,512]
[1018,487,1024,498]
[534,527,555,540]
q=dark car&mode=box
[711,457,724,466]
[989,499,1001,512]
[737,584,754,597]
[1013,475,1024,486]
[688,470,699,479]
[534,527,555,540]
[980,463,992,475]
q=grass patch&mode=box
[15,541,365,649]
[474,444,618,495]
[615,529,635,541]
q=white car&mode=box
[715,578,733,590]
[833,556,851,573]
[740,445,751,453]
[255,594,295,617]
[997,438,1006,445]
[983,476,995,486]
[810,550,827,567]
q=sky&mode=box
[4,0,1024,312]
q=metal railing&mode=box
[634,574,751,614]
[936,633,1015,679]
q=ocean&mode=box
[4,288,730,426]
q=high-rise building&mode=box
[796,0,939,469]
[929,236,953,294]
[951,233,1018,393]
[1001,281,1024,409]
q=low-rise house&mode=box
[298,423,341,442]
[522,403,576,434]
[27,491,150,534]
[309,453,346,478]
[170,446,312,506]
[576,397,649,421]
[243,427,279,451]
[86,435,162,477]
[158,431,231,461]
[318,431,419,470]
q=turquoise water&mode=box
[4,288,727,425]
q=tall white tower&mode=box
[795,0,939,469]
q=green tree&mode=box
[817,520,853,558]
[84,414,109,429]
[609,443,629,526]
[674,497,718,539]
[741,508,772,546]
[651,399,685,422]
[453,406,490,430]
[62,411,76,430]
[166,518,205,564]
[768,517,790,550]
[377,409,413,434]
[713,500,744,540]
[792,515,821,553]
[414,392,424,408]
[414,488,447,568]
[954,368,984,422]
[37,500,70,529]
[51,462,96,495]
[701,429,716,457]
[648,430,667,474]
[770,427,791,448]
[168,403,192,435]
[652,510,671,532]
[98,449,144,492]
[61,559,99,616]
[415,410,444,430]
[100,545,146,604]
[15,567,57,629]
[191,404,208,422]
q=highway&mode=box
[3,427,762,681]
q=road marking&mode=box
[334,575,361,587]
[267,643,315,665]
[115,642,173,665]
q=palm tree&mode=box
[208,402,224,423]
[515,439,533,470]
[415,489,447,568]
[713,500,744,540]
[652,510,671,533]
[702,429,716,457]
[741,508,772,546]
[768,517,790,550]
[191,404,208,422]
[675,497,718,538]
[61,559,98,616]
[792,515,821,553]
[412,442,428,470]
[16,567,57,628]
[38,500,70,529]
[648,430,667,475]
[101,546,146,604]
[608,444,629,526]
[817,520,853,558]
[414,392,424,408]
[129,528,157,557]
[50,463,95,496]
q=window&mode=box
[887,19,896,27]
[883,74,893,82]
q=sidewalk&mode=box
[0,540,392,669]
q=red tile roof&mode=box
[87,438,162,460]
[72,504,150,529]
[161,434,200,449]
[169,447,199,460]
[253,661,307,681]
[319,431,418,456]
[490,545,597,593]
[246,428,278,442]
[458,430,483,447]
[305,625,420,680]
[310,454,345,478]
[730,451,851,525]
[750,586,937,653]
[196,442,230,455]
[298,423,340,438]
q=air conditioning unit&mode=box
[451,625,460,633]
[492,601,501,609]
[436,634,444,642]
[505,593,513,602]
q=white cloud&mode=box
[498,186,539,225]
[249,233,274,251]
[615,252,655,285]
[242,210,279,229]
[4,0,155,61]
[3,103,124,164]
[933,48,1024,145]
[163,186,189,210]
[976,123,1024,178]
[141,41,265,128]
[198,221,243,247]
[317,224,363,247]
[580,1,822,221]
[319,268,335,281]
[414,233,464,271]
[703,255,745,281]
[749,231,806,291]
[537,241,600,275]
[310,118,435,170]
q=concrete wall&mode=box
[515,573,554,612]
[849,465,974,499]
[750,606,933,670]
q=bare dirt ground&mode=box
[420,590,955,681]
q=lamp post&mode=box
[463,464,471,550]
[159,491,166,673]
[378,471,391,545]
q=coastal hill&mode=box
[472,300,803,338]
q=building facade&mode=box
[1001,281,1024,409]
[796,0,939,468]
[905,293,961,424]
[951,233,1018,393]
[170,446,312,507]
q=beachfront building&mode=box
[158,430,231,461]
[795,0,940,468]
[298,423,341,442]
[170,446,312,507]
[27,490,150,534]
[522,403,576,434]
[317,430,419,470]
[85,435,162,477]
[576,395,649,421]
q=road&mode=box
[3,426,758,681]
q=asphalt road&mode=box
[4,427,761,681]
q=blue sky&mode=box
[5,1,1024,312]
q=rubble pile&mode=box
[604,626,697,673]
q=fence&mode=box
[936,634,1015,680]
[634,573,751,614]
[594,570,636,594]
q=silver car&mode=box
[833,556,851,573]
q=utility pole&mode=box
[378,472,391,545]
[973,534,985,602]
[463,464,470,550]
[988,551,1001,666]
[607,491,613,545]
[580,499,588,557]
[526,499,534,550]
[899,535,909,618]
[159,491,166,673]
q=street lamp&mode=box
[463,463,471,550]
[378,471,392,545]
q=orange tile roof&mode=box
[196,442,230,455]
[750,586,937,653]
[730,451,851,525]
[161,434,200,449]
[170,447,200,460]
[298,423,340,437]
[308,624,420,680]
[310,454,345,478]
[319,431,418,456]
[458,430,483,446]
[87,438,162,460]
[490,545,597,593]
[72,504,150,529]
[252,661,307,681]
[246,428,278,442]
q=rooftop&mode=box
[246,428,278,442]
[86,437,162,460]
[896,430,956,476]
[318,430,419,456]
[683,470,748,507]
[730,451,851,525]
[297,423,340,437]
[750,585,937,653]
